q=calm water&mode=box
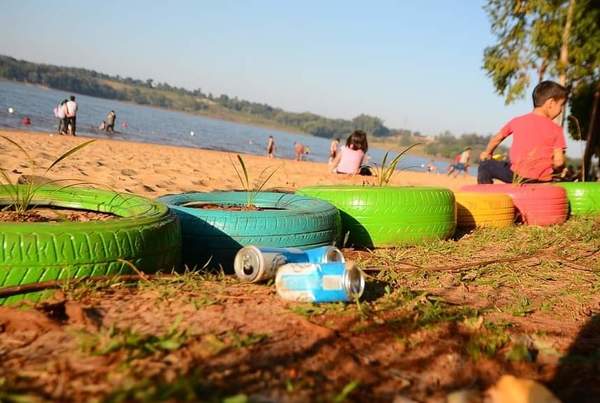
[0,80,461,173]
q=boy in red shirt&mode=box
[478,81,568,184]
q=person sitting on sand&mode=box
[267,135,275,159]
[294,142,305,161]
[330,130,369,175]
[478,81,567,184]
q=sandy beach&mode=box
[0,129,476,197]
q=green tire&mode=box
[297,186,456,248]
[555,182,600,216]
[0,185,181,305]
[158,192,341,270]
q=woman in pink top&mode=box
[331,130,369,175]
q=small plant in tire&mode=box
[182,154,280,210]
[372,143,422,186]
[230,154,280,208]
[0,136,95,215]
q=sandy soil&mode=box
[5,129,595,402]
[0,129,476,198]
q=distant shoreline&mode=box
[1,79,310,137]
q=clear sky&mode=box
[0,0,586,156]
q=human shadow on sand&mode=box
[549,313,600,402]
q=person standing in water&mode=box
[266,135,275,158]
[65,95,78,136]
[105,110,116,133]
[54,99,68,134]
[294,142,305,161]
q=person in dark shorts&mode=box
[65,95,78,136]
[105,110,116,133]
[478,81,567,184]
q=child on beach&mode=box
[448,147,471,177]
[266,136,275,158]
[478,81,567,184]
[330,130,369,175]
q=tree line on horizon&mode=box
[0,54,519,161]
[0,55,395,139]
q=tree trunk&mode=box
[583,84,600,181]
[559,0,575,87]
[538,58,548,82]
[558,0,576,126]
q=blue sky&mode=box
[0,0,586,156]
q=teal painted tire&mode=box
[296,186,456,248]
[157,192,341,270]
[555,182,600,216]
[0,185,181,305]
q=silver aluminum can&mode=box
[275,262,365,303]
[234,245,344,283]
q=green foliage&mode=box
[78,317,187,359]
[352,114,390,137]
[0,136,96,214]
[332,380,360,403]
[230,154,279,208]
[465,322,511,361]
[424,131,506,160]
[102,371,221,403]
[228,331,269,348]
[374,143,422,186]
[483,0,600,104]
[505,341,534,362]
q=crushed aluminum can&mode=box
[275,261,365,303]
[234,245,344,283]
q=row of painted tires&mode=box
[1,183,598,304]
[298,182,600,247]
[162,182,600,269]
[0,187,341,304]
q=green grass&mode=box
[76,317,188,360]
[4,215,598,402]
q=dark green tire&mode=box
[157,192,341,270]
[0,185,181,305]
[555,182,600,216]
[297,186,456,248]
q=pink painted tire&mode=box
[460,184,568,226]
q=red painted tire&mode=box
[460,184,568,226]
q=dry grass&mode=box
[0,216,598,402]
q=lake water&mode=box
[0,80,461,174]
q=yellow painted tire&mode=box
[454,192,515,229]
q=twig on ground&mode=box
[117,259,150,281]
[0,274,175,298]
[368,247,597,275]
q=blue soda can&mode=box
[275,262,365,303]
[234,245,344,283]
